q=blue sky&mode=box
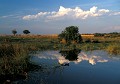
[0,0,120,34]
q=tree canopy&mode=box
[12,29,17,35]
[58,26,82,44]
[23,30,30,34]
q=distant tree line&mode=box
[94,32,120,37]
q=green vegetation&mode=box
[0,42,44,83]
[58,26,82,44]
[106,43,120,55]
[0,43,28,82]
[94,32,120,38]
[12,29,17,36]
[23,30,30,34]
[0,34,120,51]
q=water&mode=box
[14,50,120,84]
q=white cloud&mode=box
[98,9,109,16]
[110,12,120,15]
[23,6,110,20]
[22,12,50,20]
[0,15,14,18]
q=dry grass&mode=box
[106,43,120,55]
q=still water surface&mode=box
[16,50,120,84]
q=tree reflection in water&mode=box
[11,50,118,84]
[59,49,81,66]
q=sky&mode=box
[0,0,120,34]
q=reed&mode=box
[106,43,120,55]
[0,43,30,83]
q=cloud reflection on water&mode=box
[33,50,108,65]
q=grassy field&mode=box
[0,34,120,83]
[0,34,120,50]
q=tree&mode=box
[12,29,17,35]
[58,26,82,44]
[23,30,30,34]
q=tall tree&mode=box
[58,26,82,44]
[23,30,30,34]
[12,29,17,36]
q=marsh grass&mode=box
[0,41,48,83]
[0,43,30,83]
[106,43,120,55]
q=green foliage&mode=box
[23,30,30,34]
[94,32,120,38]
[12,29,17,35]
[0,43,32,84]
[106,43,120,55]
[94,33,104,37]
[0,44,15,58]
[58,26,82,44]
[0,43,29,75]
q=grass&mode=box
[106,43,120,55]
[0,43,33,83]
[0,36,56,83]
[0,43,29,74]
